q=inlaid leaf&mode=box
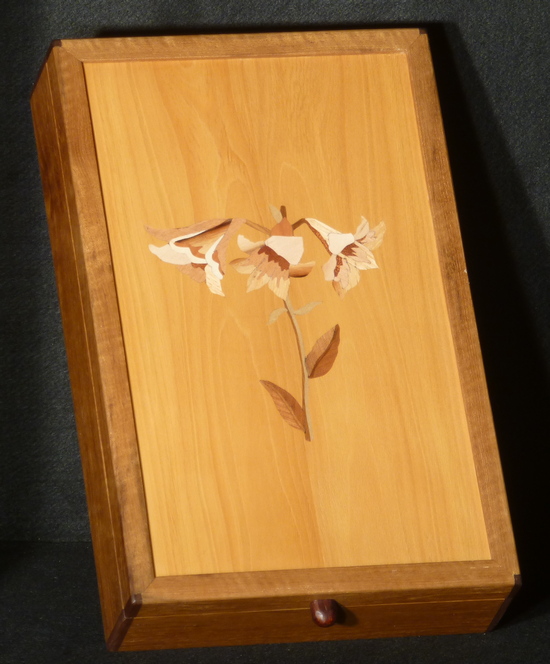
[269,204,283,223]
[260,380,306,432]
[306,324,341,378]
[294,301,322,316]
[267,308,286,325]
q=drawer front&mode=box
[121,599,504,651]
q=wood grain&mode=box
[84,49,492,577]
[31,45,155,638]
[56,29,422,62]
[106,594,142,652]
[31,52,126,639]
[406,35,519,574]
[121,598,505,650]
[139,559,514,616]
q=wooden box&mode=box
[31,29,519,651]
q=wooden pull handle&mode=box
[310,599,339,627]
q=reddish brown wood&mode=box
[310,599,339,627]
[120,598,505,651]
[487,574,522,631]
[31,53,126,638]
[106,594,143,652]
[138,560,514,617]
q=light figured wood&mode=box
[84,48,494,578]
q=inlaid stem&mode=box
[244,219,271,235]
[284,296,313,441]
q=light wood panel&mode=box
[84,51,491,577]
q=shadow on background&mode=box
[427,23,550,620]
[0,0,89,545]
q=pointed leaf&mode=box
[267,308,286,325]
[260,380,306,432]
[306,324,341,378]
[294,301,322,316]
[269,204,283,224]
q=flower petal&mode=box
[148,217,246,276]
[327,232,354,255]
[343,242,378,269]
[204,265,225,296]
[233,240,294,300]
[332,278,347,298]
[304,217,337,240]
[333,259,361,297]
[264,235,304,265]
[247,269,271,293]
[268,274,290,299]
[355,218,386,250]
[270,217,294,237]
[354,216,371,241]
[211,217,246,273]
[149,243,203,265]
[146,218,229,244]
[322,253,338,281]
[268,204,283,223]
[237,234,265,253]
[231,257,255,274]
[176,263,207,283]
[289,261,315,278]
[204,235,225,280]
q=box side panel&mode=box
[406,34,519,573]
[31,52,126,638]
[48,46,155,591]
[120,597,506,650]
[31,46,155,638]
[58,29,422,63]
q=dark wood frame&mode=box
[31,28,519,651]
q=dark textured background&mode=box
[1,0,549,661]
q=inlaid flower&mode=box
[146,203,386,441]
[147,217,246,296]
[231,213,314,300]
[304,216,386,297]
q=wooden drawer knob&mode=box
[310,599,339,627]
